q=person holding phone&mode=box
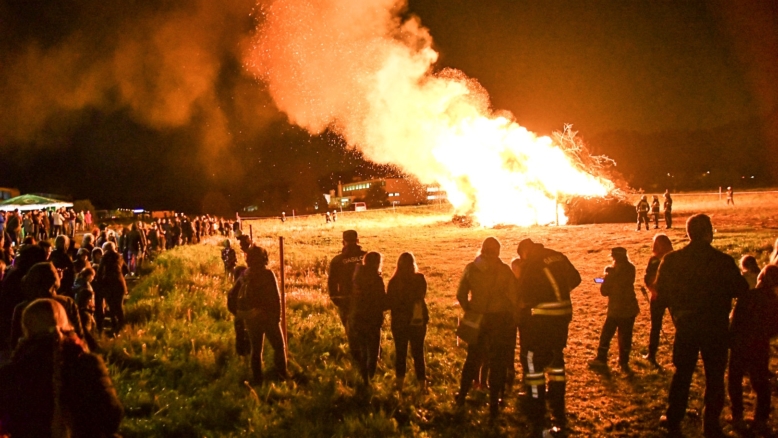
[589,247,639,372]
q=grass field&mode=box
[106,193,778,437]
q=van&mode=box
[353,202,367,212]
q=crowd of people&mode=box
[227,213,777,438]
[0,210,240,436]
[2,202,775,436]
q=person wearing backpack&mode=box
[235,246,287,385]
[728,264,778,433]
[387,252,428,393]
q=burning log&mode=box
[451,214,475,227]
[564,195,635,225]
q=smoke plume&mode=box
[246,0,613,225]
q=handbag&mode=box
[410,300,425,326]
[456,310,483,344]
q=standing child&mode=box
[590,247,639,371]
[739,255,760,290]
[387,252,428,393]
[651,195,661,229]
[350,252,387,385]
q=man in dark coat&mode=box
[327,230,366,361]
[49,235,75,298]
[656,214,749,436]
[96,242,128,334]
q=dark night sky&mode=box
[1,0,776,213]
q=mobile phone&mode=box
[594,277,604,284]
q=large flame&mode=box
[246,0,613,226]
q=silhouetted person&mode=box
[643,234,674,366]
[656,214,748,436]
[728,265,778,433]
[589,247,638,372]
[636,195,650,231]
[0,298,123,437]
[234,246,287,385]
[651,195,660,229]
[456,237,518,419]
[49,235,75,298]
[327,230,366,362]
[96,242,127,335]
[516,238,581,435]
[350,252,387,385]
[387,252,428,393]
[739,255,760,290]
[726,187,734,206]
[664,189,673,229]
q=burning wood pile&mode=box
[564,195,635,225]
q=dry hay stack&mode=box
[565,195,635,225]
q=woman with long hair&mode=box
[350,251,387,385]
[643,234,674,365]
[387,252,428,393]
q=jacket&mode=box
[0,333,123,437]
[517,245,581,320]
[656,240,748,337]
[96,251,127,297]
[350,267,387,328]
[600,262,639,318]
[457,255,517,315]
[387,273,428,328]
[234,267,281,321]
[49,249,75,298]
[327,244,366,308]
[730,285,778,351]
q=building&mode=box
[331,177,445,208]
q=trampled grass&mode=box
[106,199,778,437]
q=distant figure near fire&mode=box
[636,195,650,231]
[327,230,366,363]
[663,189,673,229]
[651,196,660,229]
[726,187,735,206]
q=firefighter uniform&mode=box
[516,239,581,435]
[636,195,650,230]
[663,190,673,229]
[328,230,367,361]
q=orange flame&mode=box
[246,0,613,226]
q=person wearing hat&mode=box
[636,195,650,231]
[589,247,639,372]
[327,230,366,361]
[515,238,581,436]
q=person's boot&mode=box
[588,347,609,368]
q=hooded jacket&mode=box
[327,244,366,308]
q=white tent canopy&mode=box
[0,194,73,212]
